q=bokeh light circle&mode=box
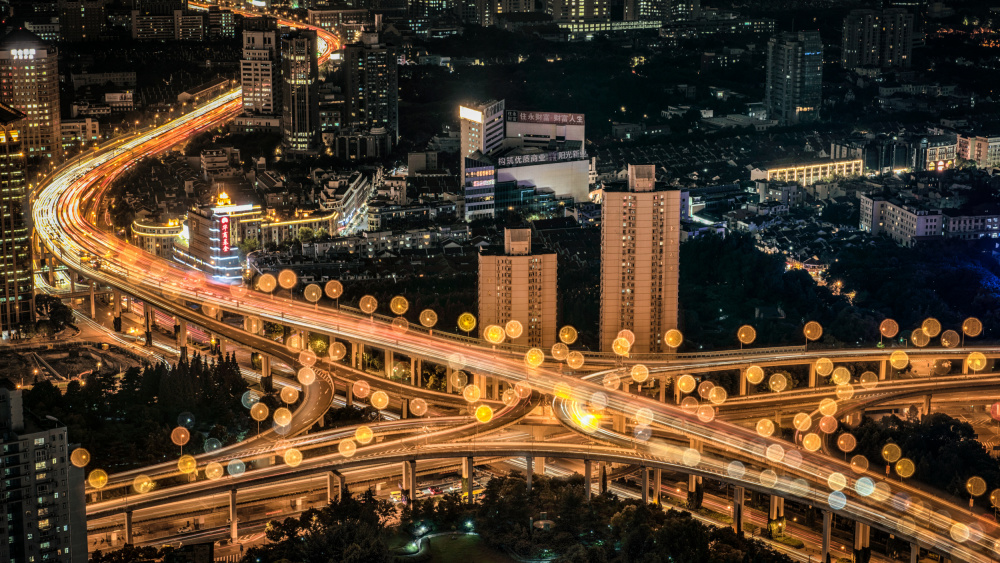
[70,448,90,468]
[88,469,108,489]
[370,391,389,410]
[410,398,428,416]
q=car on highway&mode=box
[177,525,193,534]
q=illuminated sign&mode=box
[497,149,585,167]
[12,49,35,60]
[506,110,585,125]
[459,106,483,123]
[220,216,230,253]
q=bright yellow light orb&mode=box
[250,402,269,422]
[880,318,899,338]
[837,433,857,453]
[475,405,494,423]
[895,458,915,478]
[339,439,356,457]
[88,469,108,489]
[462,384,481,403]
[708,386,727,405]
[677,374,696,394]
[325,280,343,299]
[882,443,902,463]
[768,373,788,392]
[277,269,297,289]
[664,329,683,348]
[963,317,983,337]
[921,317,941,337]
[737,325,756,345]
[280,386,300,404]
[819,398,838,416]
[355,425,374,444]
[352,380,371,399]
[392,317,409,333]
[793,412,812,432]
[330,342,347,361]
[283,448,303,467]
[889,350,909,370]
[551,343,569,361]
[70,448,90,468]
[756,419,775,437]
[818,415,838,434]
[484,324,505,344]
[616,329,635,346]
[171,427,190,446]
[745,366,764,385]
[567,351,585,370]
[133,474,154,494]
[910,328,930,347]
[967,476,987,497]
[835,383,855,401]
[802,433,822,451]
[273,407,293,426]
[457,312,477,332]
[419,309,438,328]
[177,455,197,474]
[559,325,578,345]
[631,364,649,383]
[370,391,389,410]
[304,284,322,303]
[257,273,277,292]
[832,367,851,385]
[505,320,523,339]
[611,337,631,357]
[390,295,409,315]
[359,295,378,314]
[205,462,224,480]
[803,321,823,341]
[524,348,545,367]
[967,351,988,372]
[859,371,878,390]
[815,358,834,376]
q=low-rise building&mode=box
[751,158,864,186]
[131,212,184,259]
[60,118,100,151]
[259,209,338,246]
[858,193,943,246]
[942,206,1000,240]
[316,171,373,234]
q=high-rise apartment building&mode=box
[599,164,680,354]
[459,99,504,178]
[548,0,609,23]
[841,8,912,71]
[478,228,557,347]
[281,29,320,155]
[0,103,31,340]
[241,17,281,116]
[0,382,88,563]
[342,31,399,140]
[0,30,61,162]
[57,0,107,41]
[765,31,823,126]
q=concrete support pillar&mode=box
[113,289,122,316]
[673,379,682,404]
[879,359,888,380]
[327,471,342,503]
[659,376,666,402]
[177,319,188,360]
[462,457,474,503]
[584,459,592,500]
[732,486,744,536]
[854,521,871,563]
[218,337,227,355]
[261,355,271,379]
[768,495,784,520]
[446,366,453,393]
[808,362,817,388]
[525,456,533,493]
[124,510,133,544]
[143,304,153,347]
[910,543,919,563]
[385,349,394,378]
[537,456,546,476]
[821,510,832,563]
[410,357,417,386]
[600,462,608,494]
[401,460,416,493]
[653,468,662,504]
[229,488,238,541]
[124,295,131,313]
[923,394,931,418]
[89,282,96,319]
[346,381,353,407]
[641,467,649,504]
[612,413,626,433]
[688,473,703,508]
[401,398,409,419]
[739,368,748,396]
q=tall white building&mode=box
[460,99,505,178]
[0,30,61,161]
[599,164,680,354]
[241,17,280,116]
[1,382,87,563]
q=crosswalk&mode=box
[959,415,1000,451]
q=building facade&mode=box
[342,31,399,140]
[765,31,823,126]
[858,193,943,246]
[241,17,281,116]
[173,192,263,280]
[750,158,864,186]
[57,0,106,41]
[130,213,183,259]
[0,104,30,340]
[460,99,505,178]
[0,30,61,162]
[599,164,680,354]
[841,9,913,71]
[0,383,88,563]
[478,228,557,347]
[281,30,320,155]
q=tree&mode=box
[239,236,260,255]
[297,227,315,243]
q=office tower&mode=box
[841,9,912,71]
[459,99,504,178]
[57,0,107,41]
[241,17,281,115]
[765,31,823,126]
[342,30,399,140]
[281,29,320,155]
[0,382,88,563]
[478,228,557,347]
[548,0,609,23]
[0,30,61,162]
[473,0,535,27]
[0,103,30,340]
[599,164,680,354]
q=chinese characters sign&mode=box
[506,110,585,125]
[220,216,230,253]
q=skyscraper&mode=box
[765,31,823,126]
[342,30,399,140]
[841,9,912,71]
[0,30,61,162]
[57,0,108,41]
[0,382,88,563]
[599,164,680,354]
[478,228,557,347]
[241,17,281,116]
[281,29,320,155]
[0,103,31,340]
[459,99,504,178]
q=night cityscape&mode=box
[3,0,1000,562]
